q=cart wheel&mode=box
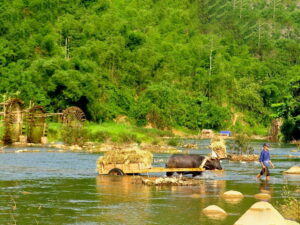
[108,168,125,176]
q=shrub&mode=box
[167,138,181,147]
[89,130,110,143]
[281,116,300,142]
[151,139,160,145]
[61,126,88,146]
[118,132,141,144]
[229,134,254,155]
[276,186,300,222]
[198,102,232,130]
[47,126,60,141]
[131,83,231,130]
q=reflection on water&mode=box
[0,141,298,224]
[259,180,272,193]
[223,197,243,205]
[0,175,296,225]
[96,176,152,224]
[95,175,229,225]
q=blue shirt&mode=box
[259,150,270,167]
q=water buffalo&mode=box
[165,154,222,177]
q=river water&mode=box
[0,140,299,225]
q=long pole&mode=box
[208,38,213,100]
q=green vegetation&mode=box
[47,122,62,142]
[167,138,182,147]
[277,186,300,222]
[0,0,299,138]
[273,77,300,141]
[48,122,172,144]
[228,134,254,155]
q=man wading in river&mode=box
[256,143,275,181]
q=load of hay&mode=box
[97,149,153,168]
[209,138,227,159]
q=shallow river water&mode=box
[0,140,299,225]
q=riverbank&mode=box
[47,121,269,144]
[47,122,176,145]
[0,121,272,153]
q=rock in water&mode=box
[222,190,244,199]
[234,201,300,225]
[254,193,271,200]
[222,190,244,204]
[190,194,201,198]
[202,205,227,220]
[284,166,300,174]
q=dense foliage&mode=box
[0,0,299,136]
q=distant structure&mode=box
[219,131,232,137]
[0,98,86,145]
[0,98,24,144]
[200,129,214,139]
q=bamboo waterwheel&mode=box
[3,98,24,144]
[61,106,86,145]
[62,106,86,128]
[27,106,47,143]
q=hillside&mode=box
[0,0,299,139]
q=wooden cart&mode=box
[97,162,205,175]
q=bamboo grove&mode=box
[0,0,299,140]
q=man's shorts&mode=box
[260,167,270,176]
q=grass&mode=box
[276,186,300,222]
[167,138,182,146]
[173,126,199,135]
[0,118,271,146]
[0,120,175,145]
[85,122,172,144]
[0,121,4,141]
[47,121,175,144]
[230,121,268,136]
[47,122,63,142]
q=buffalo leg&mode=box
[192,172,202,177]
[166,172,173,177]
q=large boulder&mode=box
[234,201,300,225]
[202,205,227,220]
[286,220,300,225]
[284,166,300,174]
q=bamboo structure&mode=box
[2,98,24,144]
[0,98,86,145]
[27,106,47,143]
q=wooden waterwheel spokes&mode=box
[62,106,86,127]
[3,98,24,144]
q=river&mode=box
[0,140,299,225]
